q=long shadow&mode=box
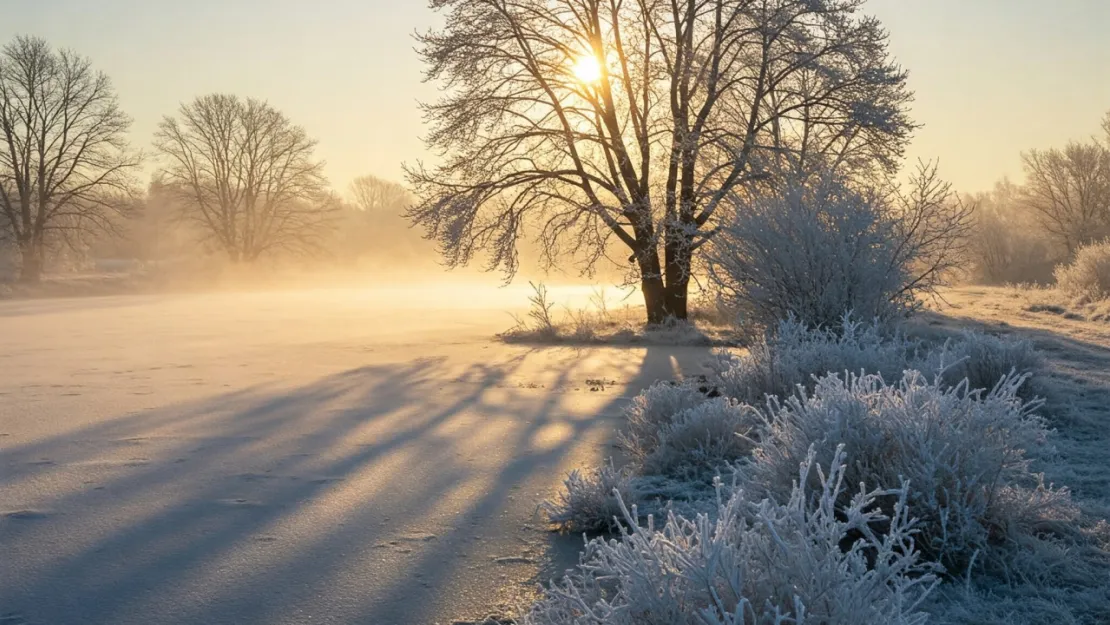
[356,344,709,625]
[0,343,712,625]
[912,309,1110,364]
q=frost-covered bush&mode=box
[706,165,972,331]
[709,314,916,404]
[541,460,637,533]
[706,177,911,330]
[525,449,939,625]
[709,315,1043,406]
[641,398,763,478]
[741,370,1073,575]
[1055,240,1110,302]
[618,382,710,466]
[924,331,1043,398]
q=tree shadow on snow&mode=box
[0,344,712,625]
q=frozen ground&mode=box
[0,282,713,625]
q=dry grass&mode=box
[497,283,740,346]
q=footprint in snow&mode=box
[492,556,535,565]
[3,510,51,520]
[374,533,439,553]
[216,498,264,507]
[235,472,281,482]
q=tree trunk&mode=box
[636,243,695,323]
[19,241,43,283]
[637,249,669,324]
[662,230,692,321]
[641,274,668,324]
[664,278,690,320]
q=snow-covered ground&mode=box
[0,283,713,625]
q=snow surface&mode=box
[0,283,713,625]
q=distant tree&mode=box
[408,0,914,322]
[1020,141,1110,256]
[350,175,409,214]
[334,175,433,266]
[153,94,334,262]
[967,179,1058,284]
[113,176,205,263]
[0,36,140,282]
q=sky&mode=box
[2,0,1107,195]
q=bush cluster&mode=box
[534,318,1105,624]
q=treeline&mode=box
[967,111,1110,285]
[0,36,430,283]
[87,173,432,271]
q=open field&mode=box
[0,282,712,625]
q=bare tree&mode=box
[887,161,976,297]
[1020,141,1110,256]
[351,175,410,214]
[408,0,913,322]
[335,175,432,266]
[153,94,333,262]
[966,179,1058,285]
[0,36,140,282]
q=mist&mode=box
[3,6,1110,625]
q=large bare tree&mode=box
[408,0,913,321]
[154,94,333,262]
[1020,141,1110,256]
[0,36,140,282]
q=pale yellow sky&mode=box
[3,0,1107,193]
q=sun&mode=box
[571,54,603,84]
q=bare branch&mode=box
[0,36,141,280]
[409,0,912,321]
[153,94,334,262]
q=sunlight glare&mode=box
[572,54,603,84]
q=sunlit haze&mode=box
[3,0,1106,192]
[4,3,1110,624]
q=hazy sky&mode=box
[2,0,1107,194]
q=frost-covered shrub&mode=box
[1055,240,1110,302]
[542,460,637,533]
[709,314,916,404]
[706,177,911,330]
[709,316,1042,405]
[618,382,710,466]
[741,370,1072,575]
[641,398,763,478]
[525,449,939,625]
[706,166,971,331]
[924,331,1043,398]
